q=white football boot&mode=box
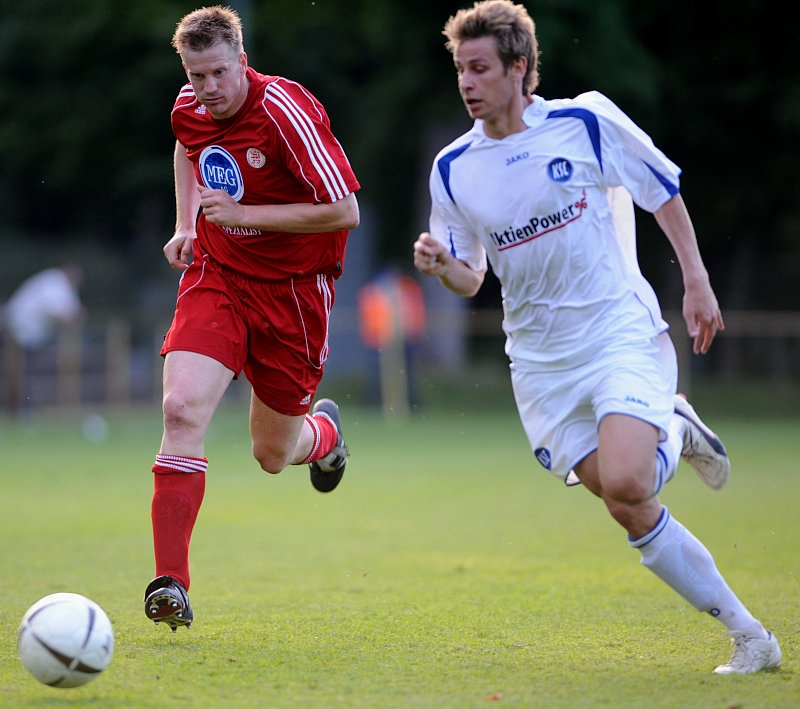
[673,394,730,490]
[714,630,782,674]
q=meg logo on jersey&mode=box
[199,145,244,201]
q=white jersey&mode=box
[428,91,680,371]
[604,184,667,334]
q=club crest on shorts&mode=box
[535,447,552,470]
[199,145,244,201]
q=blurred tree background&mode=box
[1,0,798,330]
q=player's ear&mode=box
[513,55,527,83]
[240,52,248,73]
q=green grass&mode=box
[0,396,798,708]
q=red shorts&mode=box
[161,256,335,416]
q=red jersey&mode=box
[171,68,360,280]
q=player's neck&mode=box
[483,103,527,140]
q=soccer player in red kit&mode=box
[144,6,361,631]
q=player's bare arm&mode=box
[165,141,201,270]
[198,187,360,234]
[654,194,725,354]
[413,232,485,297]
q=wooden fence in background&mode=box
[2,310,800,414]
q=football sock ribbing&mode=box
[631,506,765,636]
[151,454,207,591]
[299,413,338,465]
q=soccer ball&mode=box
[17,593,114,688]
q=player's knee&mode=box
[602,472,652,507]
[251,441,290,475]
[162,391,202,434]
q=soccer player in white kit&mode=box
[413,0,781,674]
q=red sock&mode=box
[300,413,338,464]
[151,455,207,590]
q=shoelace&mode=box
[726,633,769,670]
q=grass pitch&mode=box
[0,394,798,708]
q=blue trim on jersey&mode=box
[546,108,603,170]
[547,109,679,197]
[632,292,658,329]
[644,161,680,197]
[437,142,472,204]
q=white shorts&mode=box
[511,335,675,483]
[654,331,678,396]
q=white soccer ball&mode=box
[18,593,114,688]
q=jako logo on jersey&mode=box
[547,158,573,183]
[535,447,552,470]
[506,151,530,166]
[199,145,244,201]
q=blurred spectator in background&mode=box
[3,264,85,349]
[358,269,426,416]
[1,263,84,414]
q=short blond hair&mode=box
[444,0,539,94]
[171,5,244,56]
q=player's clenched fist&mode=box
[197,185,244,227]
[414,232,449,276]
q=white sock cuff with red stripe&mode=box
[153,454,208,474]
[299,414,321,465]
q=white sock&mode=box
[652,420,683,495]
[630,507,766,637]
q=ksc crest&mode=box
[547,158,572,183]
